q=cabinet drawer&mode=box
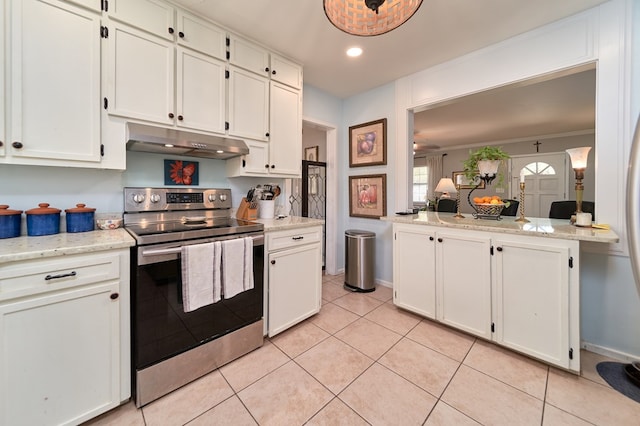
[0,252,121,301]
[267,226,322,251]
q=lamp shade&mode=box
[434,178,457,196]
[566,147,591,169]
[324,0,423,36]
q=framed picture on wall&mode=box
[349,118,387,167]
[452,171,485,189]
[349,174,387,218]
[304,146,319,161]
[164,159,199,185]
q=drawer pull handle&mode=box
[292,236,304,241]
[110,293,119,300]
[45,271,77,281]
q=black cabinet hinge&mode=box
[569,348,574,359]
[100,26,109,39]
[491,322,495,333]
[103,97,108,110]
[225,122,229,131]
[569,256,574,268]
[490,246,494,255]
[101,0,109,12]
[225,70,229,79]
[226,51,230,60]
[100,144,105,157]
[226,37,230,46]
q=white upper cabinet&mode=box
[0,0,5,158]
[228,34,270,77]
[105,21,174,125]
[176,10,226,60]
[269,82,301,176]
[228,66,270,141]
[62,0,102,12]
[270,53,302,89]
[7,0,101,165]
[108,0,175,40]
[176,47,225,134]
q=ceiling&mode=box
[172,0,605,148]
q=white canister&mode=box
[258,200,275,219]
[576,212,592,227]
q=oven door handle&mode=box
[142,247,182,257]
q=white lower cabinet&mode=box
[436,229,493,339]
[492,234,578,370]
[392,223,580,371]
[266,226,322,337]
[0,249,130,426]
[393,225,436,318]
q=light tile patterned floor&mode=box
[86,274,640,426]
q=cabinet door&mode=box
[270,53,302,89]
[393,224,436,318]
[269,82,301,176]
[228,66,269,141]
[106,21,174,125]
[176,47,225,134]
[0,282,120,425]
[436,230,492,339]
[63,0,102,12]
[0,0,5,159]
[493,237,573,369]
[9,0,101,164]
[176,10,226,60]
[268,243,322,337]
[228,35,270,76]
[108,0,175,40]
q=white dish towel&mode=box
[222,237,255,298]
[213,241,222,303]
[181,242,214,312]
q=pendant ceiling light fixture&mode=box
[324,0,423,36]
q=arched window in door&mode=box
[521,161,556,177]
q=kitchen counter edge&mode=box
[0,228,136,264]
[254,216,324,232]
[382,212,619,244]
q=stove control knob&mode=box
[132,194,145,204]
[208,194,217,202]
[149,193,161,203]
[219,194,227,202]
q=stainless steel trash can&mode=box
[344,229,375,292]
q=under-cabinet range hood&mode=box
[126,123,249,159]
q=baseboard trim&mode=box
[581,341,640,363]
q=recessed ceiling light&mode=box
[346,47,362,57]
[164,144,174,148]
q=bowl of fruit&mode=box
[471,196,507,217]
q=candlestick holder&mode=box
[454,183,464,218]
[515,182,530,223]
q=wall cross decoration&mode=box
[534,141,542,152]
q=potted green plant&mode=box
[462,146,510,187]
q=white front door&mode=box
[510,153,567,218]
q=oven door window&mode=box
[132,245,264,370]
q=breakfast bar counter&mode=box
[382,211,619,244]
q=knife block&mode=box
[236,198,258,221]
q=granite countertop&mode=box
[0,228,136,264]
[382,211,619,243]
[253,216,324,232]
